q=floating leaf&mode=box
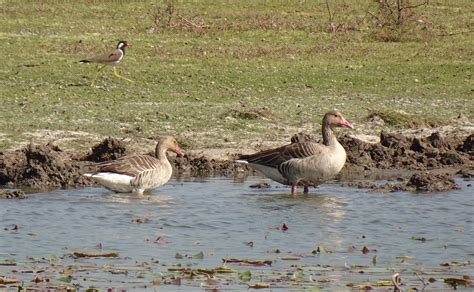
[73,251,119,258]
[239,270,252,281]
[281,256,300,260]
[193,251,204,259]
[0,259,17,266]
[411,236,428,242]
[312,246,331,254]
[374,280,394,287]
[248,282,270,289]
[58,274,72,283]
[0,277,18,284]
[223,258,272,266]
[396,255,415,260]
[132,218,149,224]
[152,278,161,285]
[444,277,470,287]
[85,288,99,292]
[175,253,183,259]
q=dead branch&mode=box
[325,0,336,33]
[177,15,202,29]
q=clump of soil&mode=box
[81,137,127,162]
[0,190,27,199]
[407,172,459,192]
[0,131,471,192]
[0,142,90,189]
[249,182,271,189]
[348,172,459,193]
[171,154,251,176]
[339,131,472,171]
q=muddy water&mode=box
[1,176,473,290]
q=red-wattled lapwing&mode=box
[80,40,133,86]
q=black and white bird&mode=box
[80,40,133,86]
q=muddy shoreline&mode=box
[0,130,472,195]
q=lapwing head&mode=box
[117,40,129,50]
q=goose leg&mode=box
[90,65,106,86]
[291,184,297,196]
[113,67,134,83]
[303,186,309,194]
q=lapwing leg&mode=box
[113,67,134,83]
[90,65,106,86]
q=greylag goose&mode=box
[80,40,133,86]
[84,136,184,195]
[236,111,353,195]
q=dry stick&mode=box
[325,0,335,33]
[439,30,474,37]
[403,0,429,11]
[414,272,429,287]
[392,273,402,292]
[177,15,203,29]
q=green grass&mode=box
[1,0,473,152]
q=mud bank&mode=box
[0,131,472,193]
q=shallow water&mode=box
[1,176,473,290]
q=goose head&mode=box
[323,111,353,129]
[158,136,184,157]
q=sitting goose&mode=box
[84,136,184,195]
[236,111,353,195]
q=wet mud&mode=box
[0,132,472,193]
[347,171,462,193]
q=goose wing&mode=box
[238,141,324,168]
[94,155,160,177]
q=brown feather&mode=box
[94,155,160,177]
[238,142,324,169]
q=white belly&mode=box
[85,172,134,193]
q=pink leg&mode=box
[303,186,309,194]
[291,184,297,195]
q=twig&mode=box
[439,29,474,37]
[177,14,202,29]
[325,0,336,33]
[403,0,429,11]
[414,272,428,287]
[392,273,402,292]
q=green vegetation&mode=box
[1,0,472,151]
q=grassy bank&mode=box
[1,0,472,152]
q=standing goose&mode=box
[84,136,184,195]
[80,40,133,86]
[236,111,353,195]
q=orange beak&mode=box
[175,145,184,157]
[340,118,354,129]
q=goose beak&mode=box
[175,146,185,157]
[340,118,354,129]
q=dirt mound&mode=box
[348,171,459,193]
[0,143,90,189]
[81,137,128,162]
[339,131,472,171]
[171,154,251,176]
[0,131,471,191]
[0,189,27,199]
[407,172,459,192]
